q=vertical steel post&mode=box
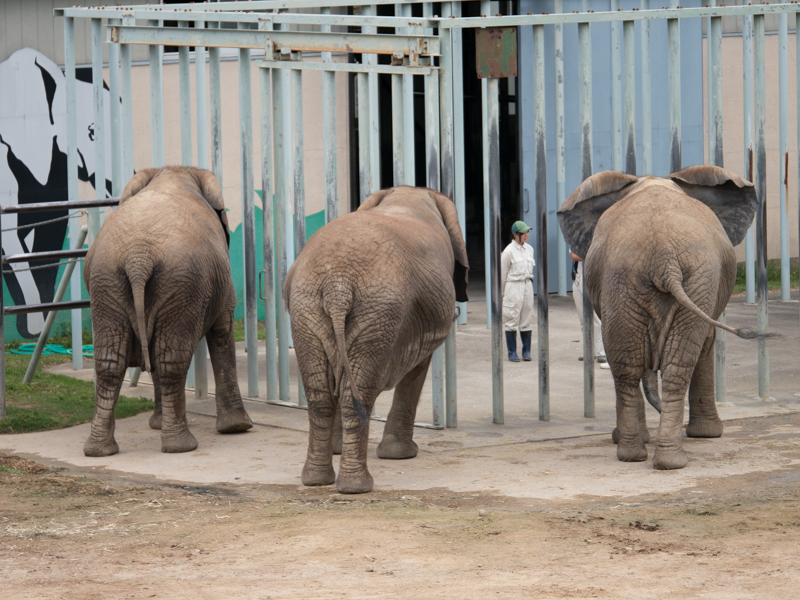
[487,77,503,424]
[272,60,290,402]
[797,11,800,323]
[743,14,755,304]
[239,29,258,398]
[291,67,307,406]
[533,24,549,421]
[320,7,338,223]
[707,1,715,168]
[452,1,467,325]
[445,319,457,428]
[623,20,636,175]
[391,74,404,186]
[579,17,595,418]
[90,18,104,244]
[402,3,416,187]
[610,0,623,172]
[209,40,223,187]
[641,0,652,174]
[754,14,769,399]
[179,21,193,167]
[65,16,83,370]
[779,14,790,301]
[357,72,371,203]
[0,236,3,416]
[120,15,135,183]
[709,14,728,404]
[554,0,567,297]
[149,20,165,169]
[481,0,491,329]
[108,19,123,204]
[260,65,278,402]
[668,1,681,173]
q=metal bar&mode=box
[65,16,83,371]
[391,74,404,186]
[422,2,432,186]
[452,0,466,325]
[363,5,381,195]
[641,0,652,174]
[744,14,755,305]
[0,238,4,416]
[108,19,123,207]
[754,14,769,399]
[427,60,443,426]
[481,0,491,330]
[209,47,224,186]
[487,77,503,425]
[273,61,291,402]
[611,0,622,172]
[555,0,567,297]
[668,7,681,173]
[431,344,444,429]
[321,8,338,224]
[121,15,135,182]
[0,199,120,214]
[579,17,595,418]
[111,25,440,56]
[798,11,800,324]
[401,3,416,188]
[179,21,193,167]
[149,20,165,168]
[533,24,549,421]
[4,300,92,316]
[291,67,307,406]
[4,250,88,265]
[445,319,457,428]
[623,20,636,176]
[357,73,371,203]
[90,18,105,244]
[260,66,278,403]
[259,59,434,74]
[23,226,89,384]
[239,33,259,399]
[779,13,789,301]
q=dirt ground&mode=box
[3,413,800,599]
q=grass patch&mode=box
[0,465,24,475]
[233,319,267,342]
[0,350,152,435]
[733,259,800,296]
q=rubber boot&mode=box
[520,330,532,361]
[506,331,520,362]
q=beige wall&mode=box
[703,33,799,262]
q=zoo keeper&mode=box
[501,220,535,362]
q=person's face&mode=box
[515,231,530,245]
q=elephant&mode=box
[557,166,760,470]
[284,186,469,494]
[83,166,252,457]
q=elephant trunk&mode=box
[126,260,154,373]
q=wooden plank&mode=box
[52,0,69,65]
[5,0,23,59]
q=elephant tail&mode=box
[126,262,153,373]
[325,297,368,430]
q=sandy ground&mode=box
[2,290,800,598]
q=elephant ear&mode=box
[668,165,757,247]
[190,168,231,247]
[119,169,159,204]
[357,187,395,211]
[556,171,639,259]
[428,191,470,303]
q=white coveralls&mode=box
[501,240,535,331]
[572,260,606,358]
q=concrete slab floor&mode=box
[3,284,799,499]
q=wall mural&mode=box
[0,48,112,340]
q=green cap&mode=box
[511,220,531,235]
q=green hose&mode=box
[8,344,93,358]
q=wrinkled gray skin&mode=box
[558,166,758,470]
[83,167,252,457]
[285,187,469,494]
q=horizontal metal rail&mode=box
[111,25,439,56]
[3,249,87,265]
[259,61,434,75]
[3,300,90,316]
[0,198,120,214]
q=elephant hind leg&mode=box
[376,356,431,460]
[614,376,648,462]
[84,314,134,457]
[653,361,693,470]
[612,383,650,445]
[686,329,723,439]
[206,307,252,434]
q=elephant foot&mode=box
[686,418,723,438]
[641,428,651,444]
[336,470,374,494]
[617,441,648,462]
[653,447,689,470]
[83,436,120,457]
[611,427,619,444]
[301,461,336,486]
[149,411,162,430]
[161,428,199,453]
[376,435,418,459]
[216,407,253,434]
